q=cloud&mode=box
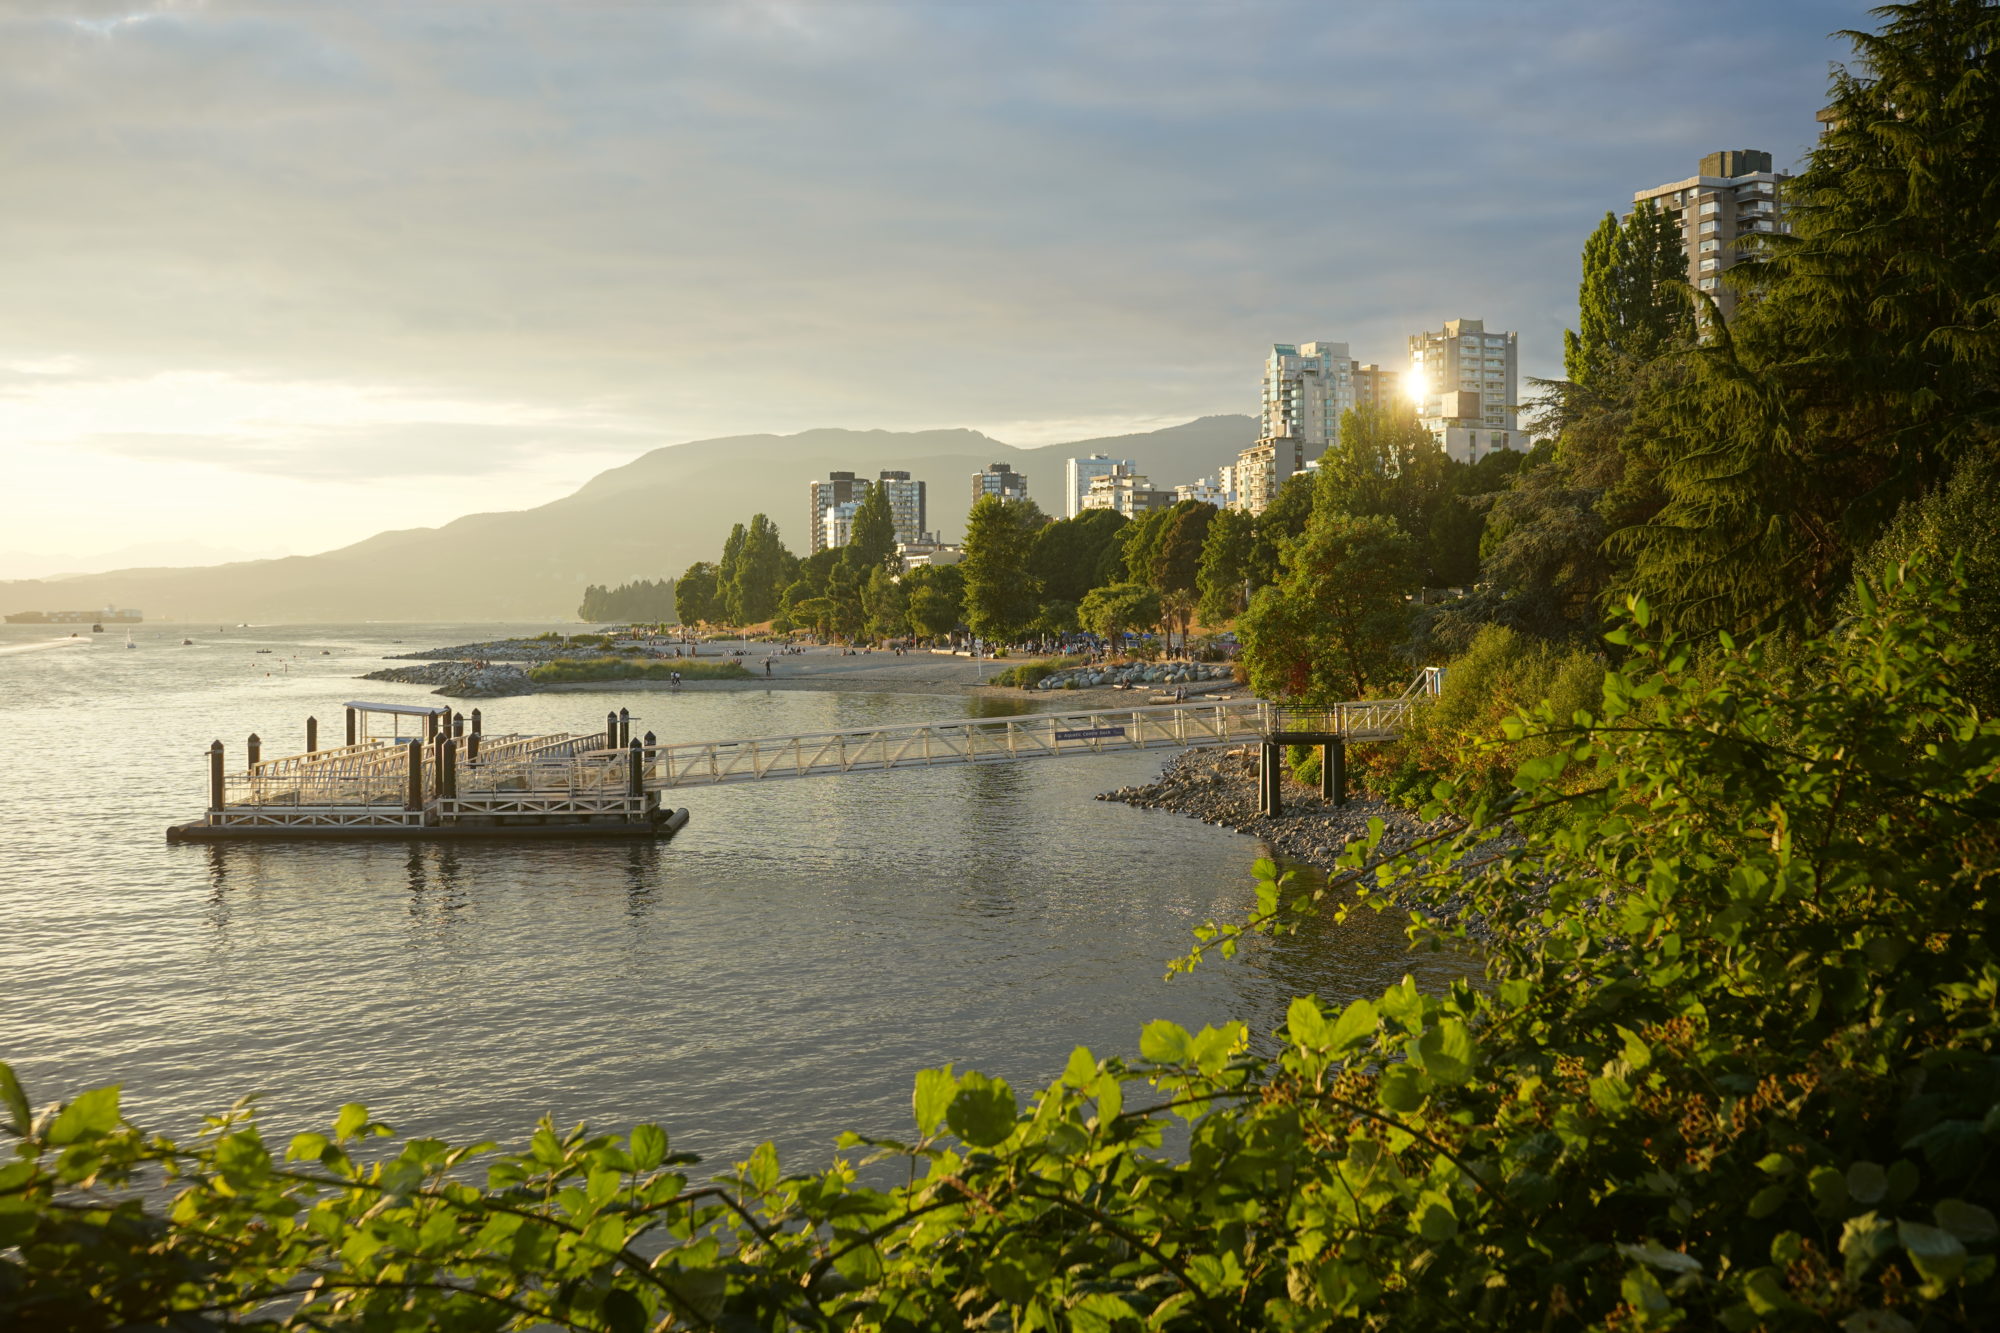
[0,0,1875,558]
[80,420,646,479]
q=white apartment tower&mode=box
[1064,454,1135,518]
[1631,149,1792,322]
[807,471,869,556]
[1260,341,1354,454]
[1408,319,1518,432]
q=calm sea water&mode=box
[0,621,1461,1169]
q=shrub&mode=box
[987,655,1084,689]
[526,657,752,684]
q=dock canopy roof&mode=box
[342,700,452,716]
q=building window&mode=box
[1700,277,1719,290]
[1700,201,1720,216]
[1700,221,1719,235]
[1699,258,1719,272]
[1699,239,1719,252]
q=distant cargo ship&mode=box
[4,607,143,625]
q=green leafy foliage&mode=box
[577,579,678,624]
[5,568,2000,1330]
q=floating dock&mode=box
[167,701,688,842]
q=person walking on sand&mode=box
[765,657,773,677]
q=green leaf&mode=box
[1286,996,1330,1050]
[913,1066,957,1137]
[1327,998,1379,1052]
[1742,1267,1796,1314]
[45,1086,120,1146]
[1845,1160,1887,1205]
[1139,1020,1192,1065]
[1748,1184,1788,1218]
[1841,1312,1915,1333]
[1933,1199,1997,1244]
[1621,1266,1672,1318]
[333,1103,369,1142]
[1619,1242,1702,1274]
[1415,1019,1475,1085]
[1839,1212,1896,1281]
[946,1072,1017,1148]
[740,1141,779,1194]
[1378,1063,1427,1114]
[0,1064,30,1137]
[1807,1164,1847,1211]
[602,1287,647,1333]
[1896,1219,1965,1284]
[1061,1046,1097,1088]
[285,1132,331,1163]
[629,1124,667,1172]
[1615,1025,1652,1070]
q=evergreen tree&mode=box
[901,563,965,640]
[1561,201,1689,392]
[715,523,747,625]
[1116,505,1180,585]
[730,514,792,625]
[960,496,1044,643]
[1615,0,2000,637]
[846,484,899,569]
[1150,502,1217,599]
[577,579,678,623]
[1194,508,1256,625]
[861,566,909,643]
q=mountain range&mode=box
[0,415,1258,622]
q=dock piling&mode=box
[345,707,357,746]
[306,716,318,753]
[208,740,224,813]
[618,708,631,749]
[406,739,424,811]
[605,711,617,750]
[628,739,644,796]
[437,730,456,799]
[246,733,261,769]
[470,708,482,736]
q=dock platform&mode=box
[167,702,688,843]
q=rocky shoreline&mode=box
[1027,661,1236,691]
[361,662,538,698]
[1098,746,1443,870]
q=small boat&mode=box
[255,648,273,655]
[181,638,194,645]
[320,650,331,656]
[125,632,137,649]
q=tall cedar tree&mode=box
[846,484,900,570]
[730,514,793,625]
[577,579,677,623]
[960,496,1044,642]
[715,523,747,624]
[1561,201,1690,391]
[1150,502,1217,598]
[1613,0,2000,636]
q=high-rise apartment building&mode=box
[874,470,927,546]
[1408,319,1518,433]
[1234,438,1305,516]
[1079,465,1172,519]
[807,471,869,556]
[1631,148,1792,321]
[971,462,1028,509]
[1351,363,1409,415]
[1064,454,1135,518]
[1261,341,1354,454]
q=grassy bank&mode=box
[986,655,1085,689]
[527,657,753,684]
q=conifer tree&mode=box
[715,523,747,625]
[846,484,899,570]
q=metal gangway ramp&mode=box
[637,686,1430,790]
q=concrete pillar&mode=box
[1259,742,1283,818]
[1324,739,1347,808]
[306,716,318,753]
[246,733,261,769]
[208,740,225,813]
[345,707,357,747]
[628,738,644,797]
[406,739,424,811]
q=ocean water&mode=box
[0,621,1463,1170]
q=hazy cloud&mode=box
[0,0,1871,558]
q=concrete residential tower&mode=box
[1064,454,1135,518]
[874,471,928,545]
[808,471,870,556]
[1408,318,1525,464]
[1632,149,1792,321]
[971,462,1028,509]
[1237,340,1352,515]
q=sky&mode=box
[0,0,1869,576]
